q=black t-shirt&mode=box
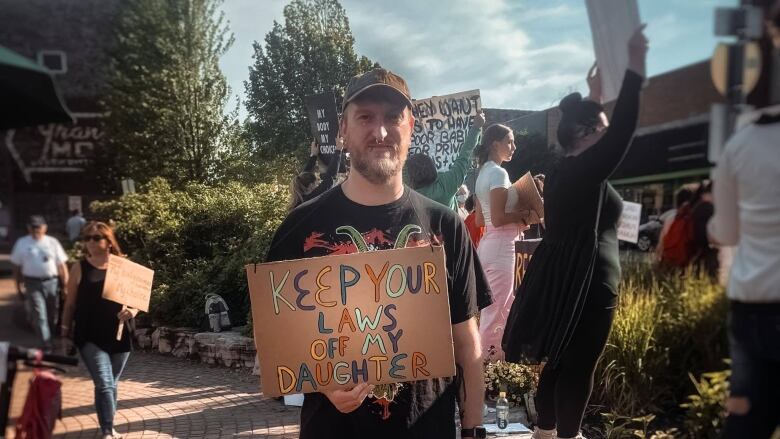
[265,185,492,439]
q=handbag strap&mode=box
[594,183,607,237]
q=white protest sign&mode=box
[410,90,481,171]
[618,201,642,244]
[585,0,641,102]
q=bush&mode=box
[90,178,288,328]
[680,367,729,439]
[592,262,728,416]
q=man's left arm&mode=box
[453,317,484,429]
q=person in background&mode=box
[456,185,470,220]
[288,138,345,211]
[463,194,484,248]
[473,123,530,360]
[655,185,694,259]
[503,26,648,439]
[404,112,485,209]
[709,7,780,433]
[690,181,718,278]
[66,209,87,243]
[61,221,138,439]
[10,215,69,350]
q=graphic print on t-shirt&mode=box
[303,224,435,255]
[301,223,437,420]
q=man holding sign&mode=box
[262,68,491,439]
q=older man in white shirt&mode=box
[10,215,69,349]
[708,110,780,437]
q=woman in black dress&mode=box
[61,221,138,439]
[502,27,648,439]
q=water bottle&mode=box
[496,391,510,431]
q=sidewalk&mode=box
[2,276,531,438]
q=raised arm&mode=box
[303,140,319,172]
[569,26,648,184]
[303,138,344,202]
[434,112,485,194]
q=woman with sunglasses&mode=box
[503,26,648,439]
[61,221,138,439]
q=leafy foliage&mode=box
[680,367,729,438]
[244,0,375,158]
[592,263,728,416]
[100,0,243,188]
[89,178,288,327]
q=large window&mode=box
[37,50,67,74]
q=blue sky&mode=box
[219,0,737,116]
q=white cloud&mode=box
[341,0,592,110]
[221,0,734,117]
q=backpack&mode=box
[15,369,62,439]
[204,293,231,332]
[661,204,696,267]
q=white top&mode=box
[10,235,68,278]
[66,215,86,241]
[475,161,517,225]
[708,121,780,303]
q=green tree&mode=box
[100,0,240,189]
[244,0,375,158]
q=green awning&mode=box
[610,167,712,186]
[0,45,73,130]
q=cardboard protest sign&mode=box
[246,246,454,398]
[515,239,542,290]
[585,0,641,102]
[617,201,642,244]
[304,92,340,162]
[102,254,154,312]
[512,172,545,225]
[410,90,481,171]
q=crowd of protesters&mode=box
[9,7,780,437]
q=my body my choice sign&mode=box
[246,246,454,397]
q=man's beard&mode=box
[350,143,406,185]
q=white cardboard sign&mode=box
[618,201,642,244]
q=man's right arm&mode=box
[12,265,23,296]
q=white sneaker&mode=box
[532,427,557,439]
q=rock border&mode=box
[134,326,260,375]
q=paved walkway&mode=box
[2,276,531,438]
[6,351,300,438]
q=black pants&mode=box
[535,286,615,438]
[723,301,780,439]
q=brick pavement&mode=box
[2,276,531,439]
[5,351,301,438]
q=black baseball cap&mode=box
[342,68,412,112]
[27,215,46,227]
